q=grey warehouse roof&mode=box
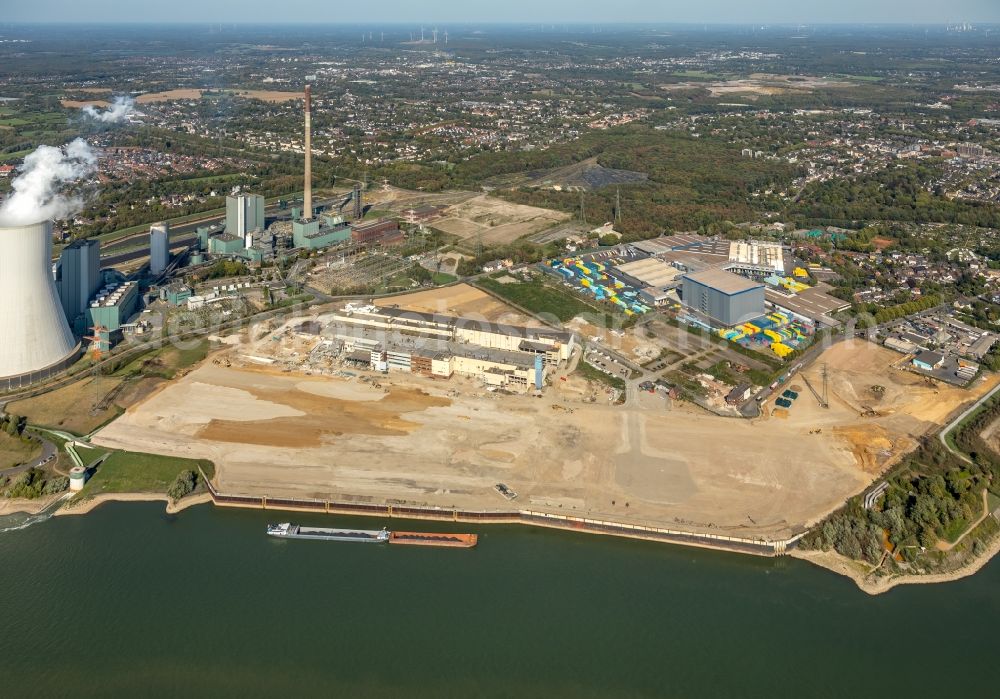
[682,269,763,295]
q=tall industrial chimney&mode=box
[303,84,312,221]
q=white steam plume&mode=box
[82,95,135,123]
[0,138,97,226]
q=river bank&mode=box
[54,491,212,516]
[0,494,59,516]
[790,530,1000,595]
[6,485,1000,594]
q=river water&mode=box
[1,503,997,697]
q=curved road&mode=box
[0,435,57,478]
[939,378,1000,464]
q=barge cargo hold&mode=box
[389,531,478,548]
[267,523,389,543]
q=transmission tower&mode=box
[85,325,109,361]
[821,363,829,408]
[614,187,622,224]
[579,190,586,225]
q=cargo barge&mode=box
[266,523,389,543]
[266,523,476,547]
[389,531,478,548]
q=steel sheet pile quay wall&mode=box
[200,471,798,556]
[0,220,80,389]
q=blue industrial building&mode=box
[681,268,765,328]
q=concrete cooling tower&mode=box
[0,220,80,390]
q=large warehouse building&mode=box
[324,304,575,392]
[681,268,765,327]
[331,305,575,366]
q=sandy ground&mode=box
[55,492,212,517]
[233,90,301,103]
[363,186,568,245]
[91,338,992,541]
[662,73,854,99]
[384,283,533,324]
[92,361,862,539]
[430,195,570,246]
[981,414,1000,454]
[791,530,1000,595]
[0,495,59,517]
[61,99,110,109]
[137,89,204,103]
[366,186,476,214]
[795,340,1000,473]
[567,317,666,365]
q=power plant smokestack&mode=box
[303,84,312,221]
[0,220,79,389]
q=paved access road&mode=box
[0,435,57,478]
[938,377,1000,464]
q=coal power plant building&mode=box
[57,238,101,325]
[0,220,81,390]
[226,193,265,239]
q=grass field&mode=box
[74,444,109,468]
[431,272,458,285]
[988,492,1000,512]
[0,109,74,167]
[672,70,721,80]
[82,450,215,495]
[0,432,42,470]
[8,376,127,436]
[9,341,212,436]
[134,340,212,379]
[476,276,614,325]
[0,148,33,163]
[943,516,970,544]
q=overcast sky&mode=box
[4,0,1000,24]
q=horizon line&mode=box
[3,21,1000,27]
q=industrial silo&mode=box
[0,220,80,390]
[149,221,169,275]
[69,465,88,491]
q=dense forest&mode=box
[331,125,797,237]
[791,164,1000,229]
[501,128,797,236]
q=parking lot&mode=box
[585,350,633,380]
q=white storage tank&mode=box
[69,466,87,492]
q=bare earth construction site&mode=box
[93,284,999,542]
